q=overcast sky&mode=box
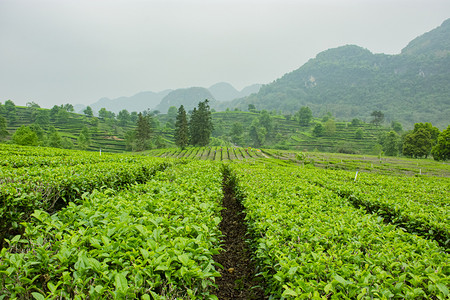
[1,0,449,108]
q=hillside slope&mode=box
[230,19,450,129]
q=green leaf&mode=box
[436,283,449,296]
[31,293,45,300]
[282,285,298,297]
[47,281,56,293]
[324,282,333,293]
[114,272,128,292]
[334,275,350,286]
[178,253,190,265]
[141,295,150,300]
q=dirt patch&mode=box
[213,173,267,300]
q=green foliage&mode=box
[403,128,433,158]
[298,106,313,126]
[354,128,364,139]
[189,100,213,146]
[414,122,440,141]
[4,100,17,124]
[83,106,94,117]
[312,122,324,137]
[391,121,403,133]
[380,131,400,156]
[117,109,130,126]
[249,119,267,147]
[47,127,63,148]
[12,125,39,146]
[98,108,115,120]
[78,127,91,150]
[324,119,336,136]
[258,110,272,133]
[431,125,450,161]
[0,155,221,299]
[231,162,449,298]
[174,105,189,149]
[370,110,384,126]
[0,116,8,140]
[351,118,363,126]
[135,113,152,151]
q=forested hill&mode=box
[229,18,450,129]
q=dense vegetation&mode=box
[0,144,448,299]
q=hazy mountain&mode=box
[208,82,262,102]
[88,90,172,114]
[232,18,450,129]
[83,82,261,115]
[155,87,217,113]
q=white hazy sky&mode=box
[1,0,449,108]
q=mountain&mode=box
[155,87,217,113]
[84,82,261,115]
[231,18,450,129]
[208,82,241,102]
[88,90,172,114]
[208,82,262,102]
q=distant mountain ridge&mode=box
[85,83,261,114]
[155,87,217,113]
[230,18,450,129]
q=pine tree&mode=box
[189,100,213,146]
[135,113,152,151]
[174,105,189,149]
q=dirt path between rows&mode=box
[213,174,267,300]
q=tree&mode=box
[78,126,91,150]
[413,122,440,141]
[431,125,450,161]
[313,123,324,137]
[248,104,256,112]
[50,105,60,121]
[29,124,46,145]
[56,108,70,124]
[135,113,152,151]
[47,127,62,148]
[117,109,131,126]
[298,106,313,126]
[25,102,40,122]
[174,105,189,149]
[4,100,17,124]
[0,116,8,140]
[324,119,336,136]
[370,111,384,126]
[130,112,138,123]
[230,122,244,144]
[99,108,115,119]
[382,131,400,156]
[259,110,272,133]
[391,121,403,133]
[34,110,50,128]
[12,125,38,146]
[355,128,364,139]
[189,100,213,146]
[351,118,363,126]
[63,103,74,112]
[249,119,266,147]
[83,106,94,117]
[402,128,432,158]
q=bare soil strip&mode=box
[213,172,267,300]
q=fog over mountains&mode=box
[229,18,450,129]
[83,83,262,114]
[80,18,450,129]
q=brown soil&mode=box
[213,176,267,300]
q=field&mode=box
[0,144,449,299]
